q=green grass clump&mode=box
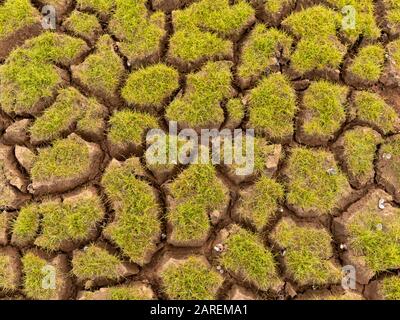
[22,252,59,300]
[220,226,281,291]
[108,109,159,146]
[63,11,102,40]
[349,45,385,82]
[31,135,91,181]
[353,91,399,134]
[81,283,154,300]
[286,147,350,215]
[271,218,341,286]
[168,164,228,244]
[238,24,292,81]
[326,0,380,41]
[341,127,382,185]
[109,0,164,63]
[226,98,244,127]
[30,87,105,142]
[122,64,179,108]
[248,73,297,140]
[347,193,400,273]
[0,254,18,290]
[169,0,254,63]
[388,39,400,69]
[102,159,161,265]
[379,277,400,300]
[72,245,122,280]
[73,35,124,96]
[237,176,284,230]
[0,32,87,114]
[77,0,114,14]
[0,0,39,40]
[166,61,232,129]
[264,0,295,14]
[161,256,223,300]
[12,204,40,245]
[301,81,348,138]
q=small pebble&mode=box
[378,198,386,210]
[161,233,167,239]
[216,265,222,270]
[278,207,284,213]
[83,246,88,251]
[281,249,286,256]
[339,243,347,250]
[214,244,224,252]
[327,167,337,175]
[382,153,392,160]
[376,223,383,231]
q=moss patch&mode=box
[63,10,102,41]
[0,32,87,115]
[286,147,350,216]
[166,61,232,129]
[236,176,284,230]
[122,64,179,108]
[271,218,341,286]
[353,91,399,134]
[80,283,154,300]
[348,45,385,82]
[102,159,161,265]
[160,256,223,300]
[77,0,114,15]
[379,276,400,300]
[0,252,18,290]
[247,73,296,140]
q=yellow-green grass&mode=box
[13,193,103,250]
[102,159,161,265]
[72,35,124,97]
[347,194,400,273]
[341,127,382,185]
[31,136,91,181]
[0,253,18,291]
[349,45,385,82]
[379,136,400,191]
[77,0,114,15]
[63,11,102,40]
[237,176,284,230]
[122,64,179,107]
[220,225,281,291]
[271,218,341,286]
[383,0,400,34]
[166,61,232,129]
[388,39,400,69]
[286,147,350,215]
[353,91,399,134]
[247,73,296,140]
[379,277,400,300]
[72,245,122,280]
[109,0,164,63]
[0,32,87,115]
[108,109,159,147]
[226,98,244,127]
[167,164,228,244]
[80,283,154,300]
[301,80,348,138]
[0,0,39,40]
[264,0,295,15]
[161,256,223,300]
[238,24,292,81]
[30,87,105,142]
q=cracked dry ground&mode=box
[1,0,400,301]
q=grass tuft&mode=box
[349,45,385,82]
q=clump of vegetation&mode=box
[346,190,400,273]
[109,0,165,63]
[72,245,122,281]
[122,64,180,109]
[160,256,223,300]
[220,225,281,291]
[72,35,124,98]
[77,0,114,15]
[108,109,159,149]
[12,190,104,250]
[236,176,284,231]
[339,127,382,188]
[31,135,91,181]
[353,91,399,134]
[166,61,232,129]
[0,0,39,40]
[379,277,400,300]
[384,0,400,35]
[387,39,400,70]
[282,5,346,74]
[348,45,385,82]
[247,73,297,140]
[101,159,161,265]
[0,251,19,291]
[169,0,254,64]
[225,98,245,128]
[237,24,292,83]
[299,80,348,144]
[378,135,400,202]
[0,32,87,115]
[263,0,295,15]
[271,218,341,286]
[63,10,102,41]
[167,164,228,245]
[285,147,350,216]
[80,283,155,300]
[29,87,106,142]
